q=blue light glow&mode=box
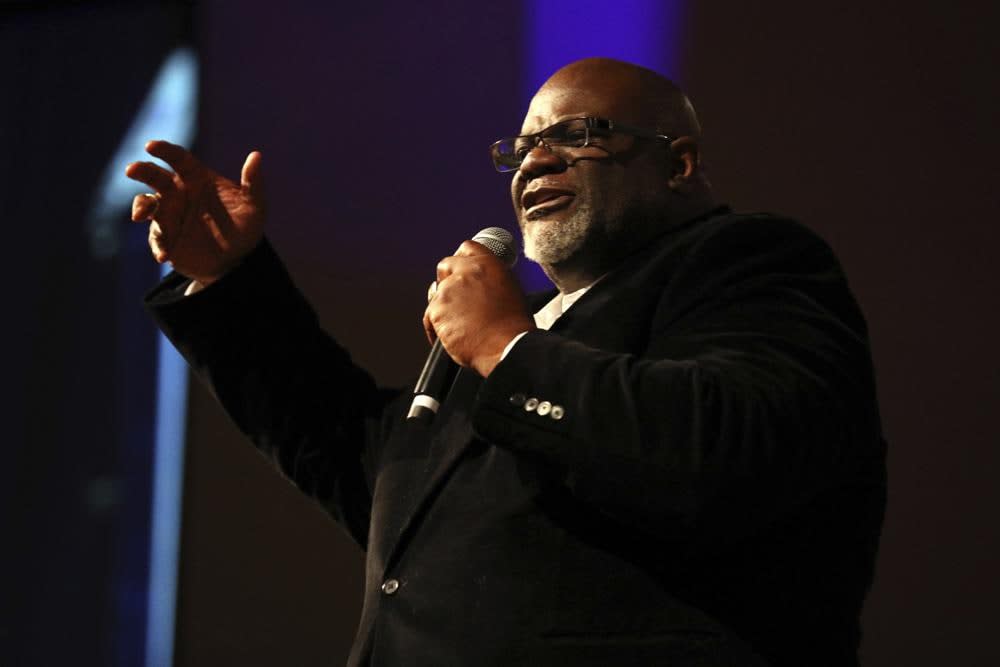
[88,47,199,259]
[87,45,200,667]
[146,272,190,667]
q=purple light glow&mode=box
[517,0,688,290]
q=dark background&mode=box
[4,1,998,665]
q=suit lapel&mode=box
[380,367,482,574]
[544,256,670,356]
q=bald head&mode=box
[523,57,701,139]
[511,58,713,293]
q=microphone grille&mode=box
[472,227,519,268]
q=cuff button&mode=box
[550,405,565,420]
[536,401,552,416]
[509,393,526,407]
[524,397,539,412]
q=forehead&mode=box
[519,79,650,135]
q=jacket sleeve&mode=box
[471,218,885,550]
[145,239,394,549]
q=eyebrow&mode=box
[518,115,591,136]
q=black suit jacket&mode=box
[147,209,886,666]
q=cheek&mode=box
[610,168,660,209]
[510,178,523,211]
[583,171,630,213]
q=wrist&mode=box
[472,351,503,379]
[474,324,535,377]
[185,242,261,287]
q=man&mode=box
[129,58,886,666]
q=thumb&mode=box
[240,150,263,197]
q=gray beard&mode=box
[521,202,598,266]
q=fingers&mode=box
[125,160,177,195]
[436,257,454,283]
[435,255,473,282]
[438,241,497,280]
[148,221,169,263]
[453,239,491,257]
[131,193,160,221]
[423,277,448,344]
[241,150,263,196]
[431,241,496,285]
[145,139,203,179]
[436,252,493,283]
[422,309,436,345]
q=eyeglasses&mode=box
[489,116,674,173]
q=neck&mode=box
[539,261,601,294]
[539,196,719,294]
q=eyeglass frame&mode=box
[489,116,676,173]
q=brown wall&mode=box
[178,2,1000,665]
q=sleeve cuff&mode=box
[500,331,530,361]
[184,280,206,296]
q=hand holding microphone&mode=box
[410,228,535,421]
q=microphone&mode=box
[407,227,519,422]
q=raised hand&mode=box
[125,140,265,285]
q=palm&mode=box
[126,140,265,284]
[167,171,261,279]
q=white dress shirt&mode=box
[500,284,592,360]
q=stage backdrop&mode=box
[4,1,997,665]
[182,2,1000,665]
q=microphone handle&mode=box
[406,339,459,421]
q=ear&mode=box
[666,137,701,195]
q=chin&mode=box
[522,216,590,266]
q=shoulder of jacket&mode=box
[681,210,834,258]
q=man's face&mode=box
[510,79,671,274]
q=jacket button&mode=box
[550,405,565,420]
[536,401,552,416]
[524,397,539,412]
[381,579,400,595]
[509,393,526,407]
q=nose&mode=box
[518,144,567,179]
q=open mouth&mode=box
[524,193,574,219]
